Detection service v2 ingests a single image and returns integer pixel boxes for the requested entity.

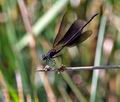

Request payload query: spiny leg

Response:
[46,58,56,67]
[52,54,63,64]
[50,59,56,67]
[46,59,49,65]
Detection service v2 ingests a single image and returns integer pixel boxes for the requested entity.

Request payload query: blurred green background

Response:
[0,0,120,102]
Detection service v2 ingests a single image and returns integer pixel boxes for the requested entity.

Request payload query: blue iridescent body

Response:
[42,47,63,60]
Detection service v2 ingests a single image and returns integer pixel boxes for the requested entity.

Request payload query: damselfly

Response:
[42,13,98,64]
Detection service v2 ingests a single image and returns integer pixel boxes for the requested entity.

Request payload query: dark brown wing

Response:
[56,19,86,46]
[53,14,67,47]
[65,30,92,47]
[53,12,77,47]
[61,13,98,47]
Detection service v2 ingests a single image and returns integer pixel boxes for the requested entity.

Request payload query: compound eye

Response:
[42,54,46,60]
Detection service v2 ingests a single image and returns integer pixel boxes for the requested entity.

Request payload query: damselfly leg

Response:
[46,58,56,67]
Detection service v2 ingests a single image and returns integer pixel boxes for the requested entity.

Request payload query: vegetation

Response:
[0,0,120,102]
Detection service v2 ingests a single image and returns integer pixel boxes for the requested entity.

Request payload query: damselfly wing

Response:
[42,13,98,63]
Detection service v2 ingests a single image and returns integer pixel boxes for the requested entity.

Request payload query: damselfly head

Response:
[42,50,56,61]
[42,54,47,60]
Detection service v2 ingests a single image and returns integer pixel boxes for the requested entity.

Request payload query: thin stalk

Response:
[2,1,25,102]
[62,73,87,102]
[36,65,120,72]
[90,15,107,102]
[17,0,57,101]
[0,72,10,102]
